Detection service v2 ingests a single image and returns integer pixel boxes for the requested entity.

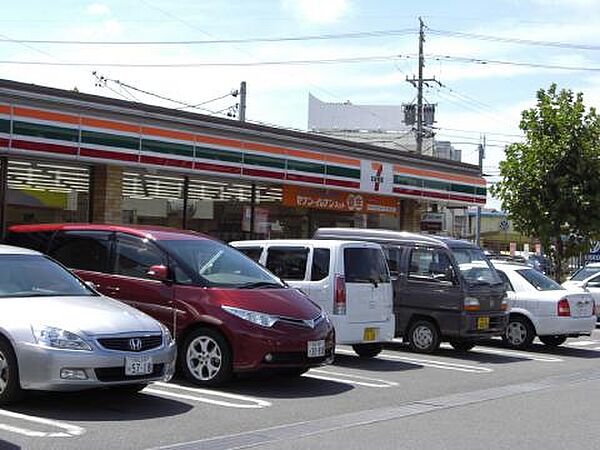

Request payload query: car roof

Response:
[0,244,41,256]
[491,260,531,271]
[313,228,448,248]
[8,223,212,242]
[230,239,382,248]
[432,236,481,249]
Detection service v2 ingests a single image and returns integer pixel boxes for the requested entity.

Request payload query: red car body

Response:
[6,224,335,377]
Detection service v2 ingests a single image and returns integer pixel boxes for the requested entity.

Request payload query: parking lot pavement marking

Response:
[336,348,493,373]
[565,340,598,347]
[303,369,399,388]
[0,409,85,438]
[438,343,564,362]
[146,383,272,409]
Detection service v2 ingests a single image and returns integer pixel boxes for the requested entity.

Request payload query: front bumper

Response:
[229,320,336,372]
[17,341,177,391]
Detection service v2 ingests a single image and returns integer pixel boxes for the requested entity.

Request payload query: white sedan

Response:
[493,261,596,349]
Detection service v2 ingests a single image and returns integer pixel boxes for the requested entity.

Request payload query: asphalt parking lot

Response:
[2,330,600,450]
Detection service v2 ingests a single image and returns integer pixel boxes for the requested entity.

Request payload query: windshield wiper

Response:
[238,281,283,289]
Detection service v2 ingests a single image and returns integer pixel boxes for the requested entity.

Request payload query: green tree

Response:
[492,84,600,280]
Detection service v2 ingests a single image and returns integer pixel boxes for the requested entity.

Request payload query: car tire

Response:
[503,316,535,349]
[179,327,233,387]
[407,320,440,354]
[352,343,383,358]
[449,340,476,352]
[0,338,23,405]
[110,383,148,394]
[539,335,567,347]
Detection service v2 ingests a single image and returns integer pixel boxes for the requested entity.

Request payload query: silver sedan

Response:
[0,245,177,404]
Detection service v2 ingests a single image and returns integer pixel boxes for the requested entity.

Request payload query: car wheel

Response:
[407,320,440,354]
[110,383,148,394]
[352,343,383,358]
[449,340,476,352]
[0,338,23,405]
[503,316,535,349]
[179,327,232,387]
[539,335,567,347]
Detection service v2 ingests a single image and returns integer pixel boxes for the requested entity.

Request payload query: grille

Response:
[97,335,162,352]
[95,364,164,382]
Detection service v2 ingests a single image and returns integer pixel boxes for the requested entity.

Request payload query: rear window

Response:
[5,231,53,253]
[49,231,111,273]
[570,266,600,281]
[266,247,309,281]
[344,247,390,284]
[311,248,330,281]
[516,268,564,291]
[236,247,263,263]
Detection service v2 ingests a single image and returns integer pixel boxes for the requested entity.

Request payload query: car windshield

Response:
[451,247,502,285]
[516,268,564,291]
[0,255,93,298]
[161,240,284,288]
[570,266,600,281]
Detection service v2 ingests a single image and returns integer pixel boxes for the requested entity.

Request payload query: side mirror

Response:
[147,265,169,282]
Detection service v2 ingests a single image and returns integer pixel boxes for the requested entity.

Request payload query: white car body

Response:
[562,263,600,321]
[231,239,395,347]
[494,261,596,338]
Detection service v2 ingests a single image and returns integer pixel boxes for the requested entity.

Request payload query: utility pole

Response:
[475,135,485,247]
[239,81,247,122]
[406,18,440,154]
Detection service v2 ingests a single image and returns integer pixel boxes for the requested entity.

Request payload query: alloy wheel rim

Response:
[413,325,434,349]
[507,322,527,345]
[186,336,223,381]
[0,351,8,394]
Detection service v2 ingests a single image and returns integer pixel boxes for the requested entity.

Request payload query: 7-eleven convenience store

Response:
[0,79,486,241]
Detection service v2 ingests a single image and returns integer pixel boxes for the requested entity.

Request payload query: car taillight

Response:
[593,301,597,316]
[333,275,346,315]
[557,298,571,317]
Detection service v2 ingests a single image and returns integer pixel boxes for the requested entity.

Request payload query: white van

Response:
[230,239,395,358]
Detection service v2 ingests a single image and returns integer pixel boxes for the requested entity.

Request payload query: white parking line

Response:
[438,343,564,362]
[303,369,398,388]
[336,348,493,373]
[0,409,85,438]
[146,382,272,409]
[566,340,598,347]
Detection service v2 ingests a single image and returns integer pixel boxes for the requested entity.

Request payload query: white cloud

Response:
[282,0,350,24]
[86,3,110,16]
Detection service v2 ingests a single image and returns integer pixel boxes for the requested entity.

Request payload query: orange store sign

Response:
[283,186,398,215]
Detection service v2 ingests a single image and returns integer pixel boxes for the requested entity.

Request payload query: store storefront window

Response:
[122,171,184,228]
[5,159,89,226]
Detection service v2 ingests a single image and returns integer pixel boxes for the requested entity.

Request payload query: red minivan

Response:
[6,224,335,386]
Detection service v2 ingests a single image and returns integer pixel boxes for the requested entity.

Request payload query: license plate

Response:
[363,327,379,342]
[125,356,153,376]
[307,340,325,358]
[477,317,490,330]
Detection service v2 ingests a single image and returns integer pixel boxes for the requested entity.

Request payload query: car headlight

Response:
[222,305,278,328]
[32,326,92,351]
[160,324,175,346]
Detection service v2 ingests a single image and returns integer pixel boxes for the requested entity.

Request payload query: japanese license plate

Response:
[125,356,153,376]
[477,316,490,330]
[363,327,379,342]
[307,340,325,358]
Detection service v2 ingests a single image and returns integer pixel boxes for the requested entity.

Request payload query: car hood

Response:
[3,295,161,336]
[217,288,321,320]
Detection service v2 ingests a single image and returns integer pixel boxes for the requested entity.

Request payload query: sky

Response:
[1,0,600,209]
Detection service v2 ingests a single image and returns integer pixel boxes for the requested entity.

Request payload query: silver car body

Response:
[0,245,177,391]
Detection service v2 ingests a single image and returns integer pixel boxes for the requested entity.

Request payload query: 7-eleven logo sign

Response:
[370,162,384,192]
[361,160,392,194]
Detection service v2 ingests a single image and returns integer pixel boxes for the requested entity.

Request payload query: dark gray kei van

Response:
[313,228,509,353]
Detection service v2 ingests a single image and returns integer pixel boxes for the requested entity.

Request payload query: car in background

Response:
[313,228,508,354]
[493,260,596,349]
[231,239,394,358]
[0,245,176,404]
[562,263,600,323]
[6,224,335,386]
